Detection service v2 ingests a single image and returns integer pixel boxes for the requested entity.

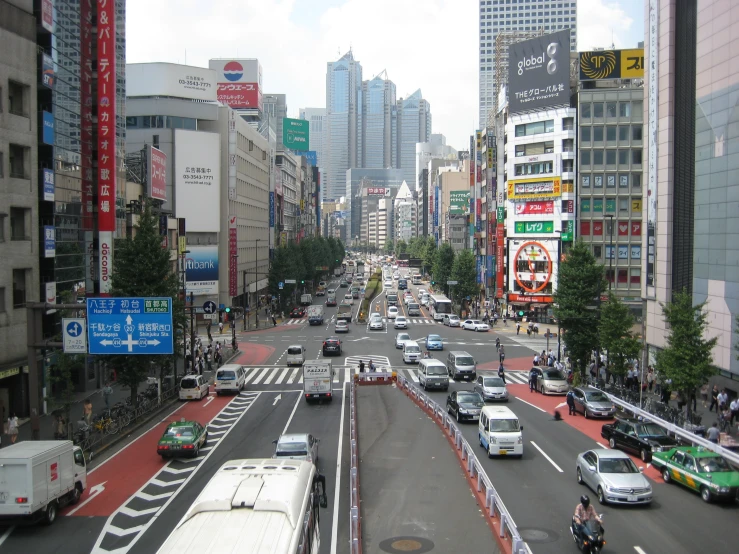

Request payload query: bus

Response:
[156,459,328,554]
[429,294,452,321]
[411,274,423,285]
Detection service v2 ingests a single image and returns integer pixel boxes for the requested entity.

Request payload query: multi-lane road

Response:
[1,270,737,553]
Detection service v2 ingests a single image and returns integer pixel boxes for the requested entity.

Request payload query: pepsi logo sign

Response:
[223,61,243,82]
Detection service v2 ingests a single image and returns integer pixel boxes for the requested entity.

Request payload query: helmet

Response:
[580,495,590,508]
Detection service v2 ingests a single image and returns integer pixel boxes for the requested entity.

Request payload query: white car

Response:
[395,332,411,349]
[444,314,461,327]
[418,289,426,297]
[403,293,414,305]
[394,316,408,329]
[384,279,393,288]
[387,306,399,319]
[369,315,384,330]
[463,319,489,332]
[393,273,400,280]
[335,320,350,333]
[344,294,354,305]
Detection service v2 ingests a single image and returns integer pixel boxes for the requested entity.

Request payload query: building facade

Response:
[299,107,326,188]
[263,93,287,149]
[361,73,397,169]
[397,90,431,186]
[345,167,404,242]
[394,181,416,243]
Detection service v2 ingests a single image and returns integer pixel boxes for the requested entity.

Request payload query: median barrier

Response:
[349,380,363,554]
[396,375,527,554]
[353,371,397,385]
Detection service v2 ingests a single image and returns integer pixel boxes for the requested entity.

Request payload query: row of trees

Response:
[554,240,717,404]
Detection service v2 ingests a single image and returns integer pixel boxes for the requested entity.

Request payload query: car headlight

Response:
[718,486,731,493]
[518,436,523,444]
[458,408,469,414]
[489,436,497,444]
[605,485,617,492]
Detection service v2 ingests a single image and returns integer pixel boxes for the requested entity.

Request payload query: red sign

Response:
[217,82,260,109]
[80,0,93,232]
[631,222,641,235]
[367,187,388,196]
[229,216,238,297]
[580,221,591,236]
[150,146,167,201]
[41,0,53,31]
[496,223,505,298]
[50,462,58,482]
[508,294,554,303]
[515,201,554,215]
[593,222,603,236]
[563,199,574,214]
[618,221,629,236]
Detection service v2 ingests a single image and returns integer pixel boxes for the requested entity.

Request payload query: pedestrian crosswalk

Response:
[234,365,531,389]
[281,317,443,326]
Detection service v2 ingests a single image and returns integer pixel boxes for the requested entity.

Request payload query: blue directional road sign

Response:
[278,281,284,290]
[203,300,217,314]
[87,297,174,355]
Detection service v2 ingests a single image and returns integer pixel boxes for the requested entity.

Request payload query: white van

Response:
[179,374,209,401]
[418,359,448,391]
[402,340,422,364]
[286,345,306,366]
[214,364,245,396]
[478,405,523,458]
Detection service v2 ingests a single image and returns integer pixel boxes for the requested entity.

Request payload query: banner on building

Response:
[42,53,55,89]
[148,145,167,201]
[42,111,54,145]
[449,190,470,214]
[43,168,55,202]
[41,0,53,32]
[579,48,645,80]
[283,118,309,151]
[507,177,562,200]
[210,59,263,109]
[45,281,57,314]
[44,226,56,258]
[185,246,219,296]
[515,221,554,234]
[496,224,505,298]
[174,129,221,232]
[269,192,275,227]
[229,216,238,297]
[515,200,554,215]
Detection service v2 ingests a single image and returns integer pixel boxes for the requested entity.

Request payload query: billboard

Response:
[304,151,318,167]
[514,221,554,234]
[44,226,56,258]
[41,0,53,32]
[283,118,310,151]
[43,168,55,201]
[126,63,217,102]
[515,200,554,215]
[507,177,562,200]
[579,49,645,80]
[174,129,220,232]
[229,216,237,297]
[42,111,54,145]
[185,246,219,296]
[508,239,558,295]
[148,145,167,201]
[508,29,572,114]
[449,190,470,214]
[269,192,275,227]
[209,59,262,110]
[42,53,55,89]
[366,187,390,197]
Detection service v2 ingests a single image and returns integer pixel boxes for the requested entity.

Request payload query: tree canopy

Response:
[599,292,641,379]
[450,249,477,305]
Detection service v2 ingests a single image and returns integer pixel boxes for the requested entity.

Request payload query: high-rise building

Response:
[478,0,578,127]
[299,107,326,168]
[361,72,397,169]
[263,93,288,149]
[325,51,363,202]
[397,90,431,186]
[345,168,405,241]
[394,181,416,243]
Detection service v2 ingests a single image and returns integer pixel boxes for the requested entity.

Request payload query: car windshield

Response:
[287,347,303,355]
[405,346,420,353]
[275,444,308,456]
[165,426,194,438]
[398,334,410,341]
[697,456,732,473]
[336,322,346,327]
[217,371,236,380]
[181,378,199,389]
[427,335,441,342]
[599,457,639,473]
[636,423,668,438]
[490,419,520,432]
[542,370,565,380]
[483,377,505,387]
[456,356,474,366]
[585,391,609,402]
[396,317,406,321]
[470,320,481,325]
[458,393,482,404]
[427,365,447,375]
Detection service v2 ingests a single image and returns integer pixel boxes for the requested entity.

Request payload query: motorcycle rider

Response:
[573,495,602,544]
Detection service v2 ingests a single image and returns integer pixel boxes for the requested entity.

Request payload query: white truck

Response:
[300,293,312,306]
[0,441,87,525]
[303,361,334,403]
[307,305,325,325]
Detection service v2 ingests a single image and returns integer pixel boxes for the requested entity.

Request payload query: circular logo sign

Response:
[514,241,553,294]
[223,61,244,82]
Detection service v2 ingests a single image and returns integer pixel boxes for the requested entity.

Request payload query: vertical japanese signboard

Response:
[646,0,659,295]
[43,168,55,202]
[97,0,116,295]
[496,223,505,298]
[44,226,56,258]
[41,0,54,32]
[148,145,167,201]
[81,0,94,294]
[229,216,238,297]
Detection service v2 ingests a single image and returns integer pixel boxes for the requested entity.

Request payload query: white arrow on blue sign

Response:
[203,300,217,314]
[63,318,87,354]
[278,281,284,290]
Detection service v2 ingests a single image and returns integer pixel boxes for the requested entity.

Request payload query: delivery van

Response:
[478,405,524,458]
[418,359,449,391]
[214,364,245,395]
[303,360,334,403]
[287,345,306,366]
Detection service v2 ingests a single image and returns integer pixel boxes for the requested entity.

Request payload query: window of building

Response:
[619,102,631,117]
[515,120,554,136]
[594,175,603,188]
[582,175,591,187]
[563,117,574,130]
[593,245,602,258]
[606,174,616,187]
[606,150,616,165]
[630,268,641,285]
[581,221,591,235]
[0,150,3,177]
[593,150,603,165]
[632,173,641,189]
[619,174,629,188]
[126,116,138,128]
[632,125,643,141]
[563,159,574,173]
[10,207,29,240]
[606,102,617,118]
[152,135,159,149]
[12,268,28,307]
[581,103,591,118]
[618,126,629,142]
[8,80,29,117]
[581,127,591,143]
[618,149,628,165]
[514,160,553,176]
[593,103,604,118]
[632,101,643,120]
[593,126,603,142]
[605,269,615,283]
[0,287,5,313]
[617,269,628,284]
[0,213,4,241]
[581,199,590,212]
[632,149,642,165]
[607,126,617,142]
[619,198,628,211]
[515,141,554,156]
[9,144,29,178]
[581,151,591,165]
[605,198,616,212]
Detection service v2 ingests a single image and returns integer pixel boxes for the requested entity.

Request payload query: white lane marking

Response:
[275,367,290,384]
[67,481,107,516]
[596,442,609,449]
[243,368,260,385]
[281,392,303,437]
[513,396,548,413]
[634,547,648,554]
[251,368,270,385]
[262,368,278,385]
[0,526,14,546]
[530,441,564,473]
[202,394,214,407]
[330,381,347,554]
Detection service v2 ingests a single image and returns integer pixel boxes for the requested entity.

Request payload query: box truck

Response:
[303,361,334,403]
[307,305,325,325]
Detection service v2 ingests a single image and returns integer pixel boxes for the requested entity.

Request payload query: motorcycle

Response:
[570,515,605,553]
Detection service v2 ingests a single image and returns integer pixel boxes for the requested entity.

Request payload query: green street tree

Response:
[108,200,185,406]
[396,239,408,255]
[599,292,641,381]
[422,236,437,275]
[450,249,478,306]
[553,240,605,376]
[432,243,455,295]
[655,290,717,406]
[384,237,394,253]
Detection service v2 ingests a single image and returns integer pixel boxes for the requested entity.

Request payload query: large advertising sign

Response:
[269,192,275,227]
[283,118,310,151]
[508,29,571,114]
[514,221,554,234]
[174,129,220,232]
[579,49,645,80]
[366,187,390,197]
[42,111,54,145]
[43,168,55,201]
[147,145,167,201]
[42,54,55,89]
[209,59,263,110]
[229,216,237,298]
[41,0,53,32]
[185,246,219,296]
[126,63,217,102]
[496,223,505,298]
[507,177,562,200]
[449,190,470,214]
[509,240,557,295]
[80,0,93,294]
[646,0,659,293]
[304,151,318,167]
[97,0,116,295]
[515,200,554,215]
[44,226,56,258]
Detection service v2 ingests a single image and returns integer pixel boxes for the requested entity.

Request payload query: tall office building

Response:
[479,0,578,127]
[325,51,363,202]
[263,93,288,149]
[397,90,432,186]
[299,107,326,168]
[361,72,397,169]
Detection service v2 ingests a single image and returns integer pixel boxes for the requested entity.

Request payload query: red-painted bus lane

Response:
[65,392,233,517]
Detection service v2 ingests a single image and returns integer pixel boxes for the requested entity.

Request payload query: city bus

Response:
[411,274,423,285]
[156,459,328,554]
[429,294,452,321]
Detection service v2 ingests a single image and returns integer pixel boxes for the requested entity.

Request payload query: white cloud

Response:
[577,0,637,50]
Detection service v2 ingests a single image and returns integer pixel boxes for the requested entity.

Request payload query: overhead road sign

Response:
[63,318,87,354]
[87,297,174,355]
[285,279,297,284]
[447,281,458,285]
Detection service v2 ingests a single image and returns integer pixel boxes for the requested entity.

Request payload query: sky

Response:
[126,0,645,151]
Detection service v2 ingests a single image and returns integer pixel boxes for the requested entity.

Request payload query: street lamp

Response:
[604,214,614,291]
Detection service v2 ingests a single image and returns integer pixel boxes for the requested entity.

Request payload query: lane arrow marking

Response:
[203,395,214,407]
[273,394,282,406]
[67,481,107,516]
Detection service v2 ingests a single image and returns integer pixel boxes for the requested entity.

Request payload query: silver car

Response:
[273,433,320,465]
[395,332,411,349]
[576,449,653,505]
[572,386,616,418]
[444,314,461,327]
[474,375,509,402]
[368,314,384,330]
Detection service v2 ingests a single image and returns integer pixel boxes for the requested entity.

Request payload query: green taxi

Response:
[651,446,739,503]
[157,419,208,459]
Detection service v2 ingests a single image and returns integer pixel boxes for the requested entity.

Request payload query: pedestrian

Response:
[529,368,538,393]
[625,367,633,390]
[271,315,277,327]
[718,388,729,412]
[700,383,709,408]
[647,368,655,393]
[533,323,539,336]
[83,398,92,426]
[706,422,721,444]
[533,353,540,367]
[103,382,113,410]
[219,321,224,334]
[7,413,19,444]
[359,360,365,373]
[498,364,506,384]
[599,364,607,384]
[369,360,376,373]
[499,345,505,364]
[566,389,577,416]
[54,414,66,440]
[496,337,501,351]
[516,322,521,335]
[730,397,739,426]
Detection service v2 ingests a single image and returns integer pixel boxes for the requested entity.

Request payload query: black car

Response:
[290,307,306,318]
[601,418,678,462]
[446,391,484,423]
[397,279,408,290]
[339,280,349,288]
[322,337,342,356]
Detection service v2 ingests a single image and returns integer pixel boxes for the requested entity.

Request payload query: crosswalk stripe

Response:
[289,367,300,382]
[243,369,261,385]
[251,368,270,385]
[274,368,290,384]
[262,368,278,385]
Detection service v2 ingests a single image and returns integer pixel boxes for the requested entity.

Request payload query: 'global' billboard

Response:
[209,59,262,110]
[185,246,219,296]
[508,29,572,114]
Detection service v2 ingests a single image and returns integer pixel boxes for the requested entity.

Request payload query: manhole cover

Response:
[379,536,435,553]
[517,527,559,543]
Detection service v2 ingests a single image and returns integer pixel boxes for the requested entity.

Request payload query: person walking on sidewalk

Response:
[219,321,224,334]
[566,390,577,416]
[499,345,505,364]
[103,382,113,410]
[7,413,19,444]
[83,399,92,426]
[529,368,538,393]
[516,322,521,335]
[496,337,501,351]
[498,364,506,384]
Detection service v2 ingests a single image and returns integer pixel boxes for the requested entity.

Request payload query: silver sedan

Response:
[273,433,320,465]
[576,449,653,505]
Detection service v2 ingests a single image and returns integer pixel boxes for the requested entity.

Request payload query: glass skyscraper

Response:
[397,90,432,186]
[361,73,396,169]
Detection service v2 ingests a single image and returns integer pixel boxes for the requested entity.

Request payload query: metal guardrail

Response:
[349,379,362,554]
[397,375,528,554]
[599,388,739,466]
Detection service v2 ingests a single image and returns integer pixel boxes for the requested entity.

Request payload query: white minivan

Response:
[478,405,524,458]
[214,364,245,396]
[402,340,422,364]
[286,345,306,366]
[418,359,449,391]
[179,374,209,401]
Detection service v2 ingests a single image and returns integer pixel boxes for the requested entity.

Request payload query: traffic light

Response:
[431,281,435,285]
[518,311,525,317]
[225,307,231,313]
[301,280,305,284]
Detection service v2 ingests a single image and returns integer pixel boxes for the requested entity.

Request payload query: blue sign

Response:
[203,300,217,314]
[185,246,219,296]
[42,53,55,89]
[87,297,174,355]
[42,111,54,145]
[278,281,284,290]
[43,225,55,258]
[433,186,439,227]
[66,320,83,337]
[304,150,318,167]
[269,192,275,228]
[43,168,55,201]
[476,257,482,284]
